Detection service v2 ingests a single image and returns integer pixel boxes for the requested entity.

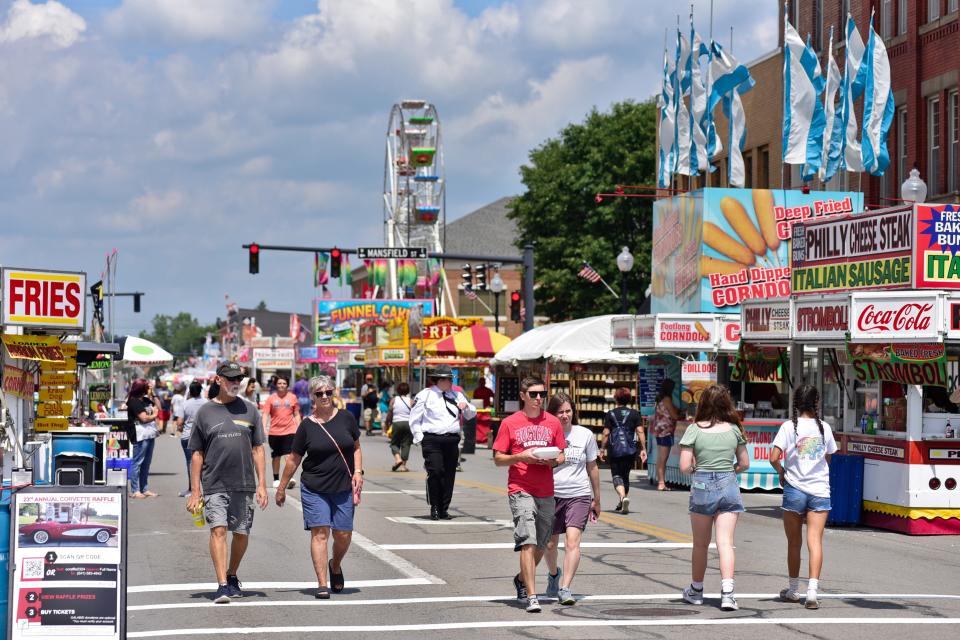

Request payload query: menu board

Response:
[638,367,666,412]
[8,487,126,640]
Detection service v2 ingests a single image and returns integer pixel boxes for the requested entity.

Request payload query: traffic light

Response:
[330,248,342,279]
[474,264,487,291]
[461,263,473,289]
[248,243,260,274]
[133,293,141,313]
[510,290,522,322]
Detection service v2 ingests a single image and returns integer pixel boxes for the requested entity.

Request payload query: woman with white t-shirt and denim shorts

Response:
[770,384,838,610]
[543,392,600,606]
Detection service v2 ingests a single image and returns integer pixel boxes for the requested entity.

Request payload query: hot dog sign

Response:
[2,268,87,331]
[651,188,863,314]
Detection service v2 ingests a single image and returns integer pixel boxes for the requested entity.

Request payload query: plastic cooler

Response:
[827,454,864,526]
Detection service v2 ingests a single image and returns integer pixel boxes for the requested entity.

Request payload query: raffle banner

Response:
[9,486,126,640]
[847,341,948,387]
[914,203,960,288]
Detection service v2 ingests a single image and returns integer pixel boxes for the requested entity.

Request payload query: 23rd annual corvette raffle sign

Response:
[2,268,86,331]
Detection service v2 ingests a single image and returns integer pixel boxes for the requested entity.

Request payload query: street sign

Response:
[357,247,428,260]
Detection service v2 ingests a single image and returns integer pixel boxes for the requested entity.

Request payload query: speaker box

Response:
[55,454,95,486]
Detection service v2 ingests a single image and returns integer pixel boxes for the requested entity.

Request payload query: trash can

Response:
[827,454,864,526]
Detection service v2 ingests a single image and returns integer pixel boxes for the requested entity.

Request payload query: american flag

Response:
[578,262,602,283]
[463,286,478,300]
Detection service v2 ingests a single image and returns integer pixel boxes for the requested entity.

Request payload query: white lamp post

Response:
[901,167,927,204]
[489,272,505,333]
[616,246,634,314]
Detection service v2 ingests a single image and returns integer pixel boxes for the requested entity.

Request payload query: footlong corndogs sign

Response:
[651,188,862,314]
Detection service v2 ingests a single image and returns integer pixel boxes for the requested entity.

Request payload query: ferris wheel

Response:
[383,99,445,299]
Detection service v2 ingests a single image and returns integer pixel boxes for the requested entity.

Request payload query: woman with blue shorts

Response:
[678,385,749,611]
[770,384,837,610]
[652,379,681,491]
[276,375,364,599]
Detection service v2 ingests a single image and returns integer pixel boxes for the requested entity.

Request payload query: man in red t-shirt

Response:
[493,377,566,613]
[261,375,301,489]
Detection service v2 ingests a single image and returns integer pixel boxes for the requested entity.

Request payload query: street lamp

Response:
[489,272,505,333]
[901,166,927,204]
[616,246,634,314]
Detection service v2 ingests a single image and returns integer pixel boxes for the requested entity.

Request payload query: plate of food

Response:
[531,446,561,460]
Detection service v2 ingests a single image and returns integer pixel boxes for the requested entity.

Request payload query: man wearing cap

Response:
[410,365,477,520]
[187,362,269,604]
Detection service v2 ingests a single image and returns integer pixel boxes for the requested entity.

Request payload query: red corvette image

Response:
[19,520,118,545]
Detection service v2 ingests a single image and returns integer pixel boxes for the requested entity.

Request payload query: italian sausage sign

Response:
[3,269,86,331]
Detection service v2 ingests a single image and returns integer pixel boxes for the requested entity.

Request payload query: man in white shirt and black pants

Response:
[411,365,477,520]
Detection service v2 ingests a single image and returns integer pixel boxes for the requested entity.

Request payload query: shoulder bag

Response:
[310,414,361,506]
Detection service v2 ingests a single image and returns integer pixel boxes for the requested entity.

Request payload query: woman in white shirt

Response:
[769,384,838,611]
[543,392,600,606]
[386,382,414,472]
[409,365,477,520]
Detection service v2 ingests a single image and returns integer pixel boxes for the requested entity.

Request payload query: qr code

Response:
[22,559,43,580]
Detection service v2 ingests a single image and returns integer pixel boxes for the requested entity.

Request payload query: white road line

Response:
[286,492,445,585]
[127,592,960,612]
[128,617,960,636]
[129,578,432,594]
[379,542,712,550]
[362,491,404,494]
[385,516,512,526]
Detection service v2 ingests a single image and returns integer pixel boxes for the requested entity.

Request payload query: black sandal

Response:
[315,586,330,599]
[391,462,402,472]
[329,559,345,593]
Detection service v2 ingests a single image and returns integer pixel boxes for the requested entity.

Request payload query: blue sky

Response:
[0,0,777,337]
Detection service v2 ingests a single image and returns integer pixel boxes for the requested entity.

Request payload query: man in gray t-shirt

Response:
[186,362,268,604]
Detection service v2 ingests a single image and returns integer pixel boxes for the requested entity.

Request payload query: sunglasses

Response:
[526,390,547,398]
[314,390,335,398]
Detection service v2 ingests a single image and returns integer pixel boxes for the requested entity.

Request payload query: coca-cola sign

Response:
[850,293,943,341]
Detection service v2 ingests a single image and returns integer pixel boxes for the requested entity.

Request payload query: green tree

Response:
[509,99,657,320]
[139,312,216,356]
[255,300,268,311]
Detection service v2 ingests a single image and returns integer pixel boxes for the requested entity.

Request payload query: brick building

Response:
[680,0,958,205]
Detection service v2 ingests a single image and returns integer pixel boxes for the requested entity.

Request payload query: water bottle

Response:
[860,414,868,434]
[191,500,205,528]
[946,419,954,439]
[866,413,876,435]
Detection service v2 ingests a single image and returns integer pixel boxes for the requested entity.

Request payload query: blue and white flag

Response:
[673,30,689,175]
[782,15,825,181]
[675,29,708,176]
[657,48,676,188]
[709,41,754,187]
[860,13,895,176]
[819,28,843,183]
[838,14,865,172]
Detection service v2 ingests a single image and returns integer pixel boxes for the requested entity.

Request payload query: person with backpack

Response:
[599,387,646,514]
[769,384,838,610]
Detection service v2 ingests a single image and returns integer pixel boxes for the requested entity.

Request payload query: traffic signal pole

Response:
[242,243,536,332]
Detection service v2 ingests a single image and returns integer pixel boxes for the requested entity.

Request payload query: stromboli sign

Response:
[792,296,850,341]
[2,268,86,331]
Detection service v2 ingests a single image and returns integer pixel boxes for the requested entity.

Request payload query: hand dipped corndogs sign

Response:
[651,188,862,314]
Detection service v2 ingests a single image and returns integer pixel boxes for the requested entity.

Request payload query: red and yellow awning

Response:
[423,324,510,359]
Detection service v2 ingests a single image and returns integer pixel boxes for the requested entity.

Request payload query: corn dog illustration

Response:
[703,222,755,266]
[700,256,742,277]
[720,196,765,256]
[693,321,710,339]
[753,189,779,252]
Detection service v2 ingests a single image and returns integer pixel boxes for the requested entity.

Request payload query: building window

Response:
[898,0,908,34]
[839,0,849,40]
[929,0,941,22]
[744,152,753,188]
[929,97,941,195]
[950,0,959,13]
[813,0,823,50]
[897,106,908,191]
[950,90,959,193]
[881,0,893,37]
[759,146,770,188]
[790,0,799,28]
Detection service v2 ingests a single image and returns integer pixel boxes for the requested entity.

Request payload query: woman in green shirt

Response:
[678,385,749,612]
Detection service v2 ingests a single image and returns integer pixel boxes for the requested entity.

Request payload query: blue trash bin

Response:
[0,488,11,639]
[827,454,864,526]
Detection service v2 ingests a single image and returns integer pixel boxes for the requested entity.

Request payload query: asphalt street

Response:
[127,432,960,639]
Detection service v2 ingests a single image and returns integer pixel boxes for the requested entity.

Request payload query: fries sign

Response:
[2,268,86,331]
[652,188,862,314]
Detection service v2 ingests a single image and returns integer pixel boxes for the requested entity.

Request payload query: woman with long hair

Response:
[678,384,749,611]
[770,384,838,610]
[385,382,414,472]
[652,379,681,491]
[599,387,646,514]
[126,378,160,498]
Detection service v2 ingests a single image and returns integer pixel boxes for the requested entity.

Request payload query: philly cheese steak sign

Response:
[791,208,913,294]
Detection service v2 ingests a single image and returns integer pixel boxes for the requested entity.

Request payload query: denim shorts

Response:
[301,484,355,531]
[781,482,832,514]
[656,435,675,447]
[688,471,744,516]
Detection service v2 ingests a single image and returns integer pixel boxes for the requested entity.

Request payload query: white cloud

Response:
[106,0,273,44]
[0,0,85,49]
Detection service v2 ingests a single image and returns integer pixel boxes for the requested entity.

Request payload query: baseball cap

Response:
[216,362,244,379]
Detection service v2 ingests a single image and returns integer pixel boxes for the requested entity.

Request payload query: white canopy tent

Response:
[491,315,638,365]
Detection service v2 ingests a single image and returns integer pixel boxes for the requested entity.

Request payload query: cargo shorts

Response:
[508,491,555,551]
[205,491,255,534]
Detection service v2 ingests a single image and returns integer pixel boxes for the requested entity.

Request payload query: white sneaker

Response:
[780,588,801,602]
[720,591,738,611]
[682,585,704,605]
[805,591,819,609]
[620,497,629,514]
[526,596,541,613]
[272,479,280,488]
[287,480,296,489]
